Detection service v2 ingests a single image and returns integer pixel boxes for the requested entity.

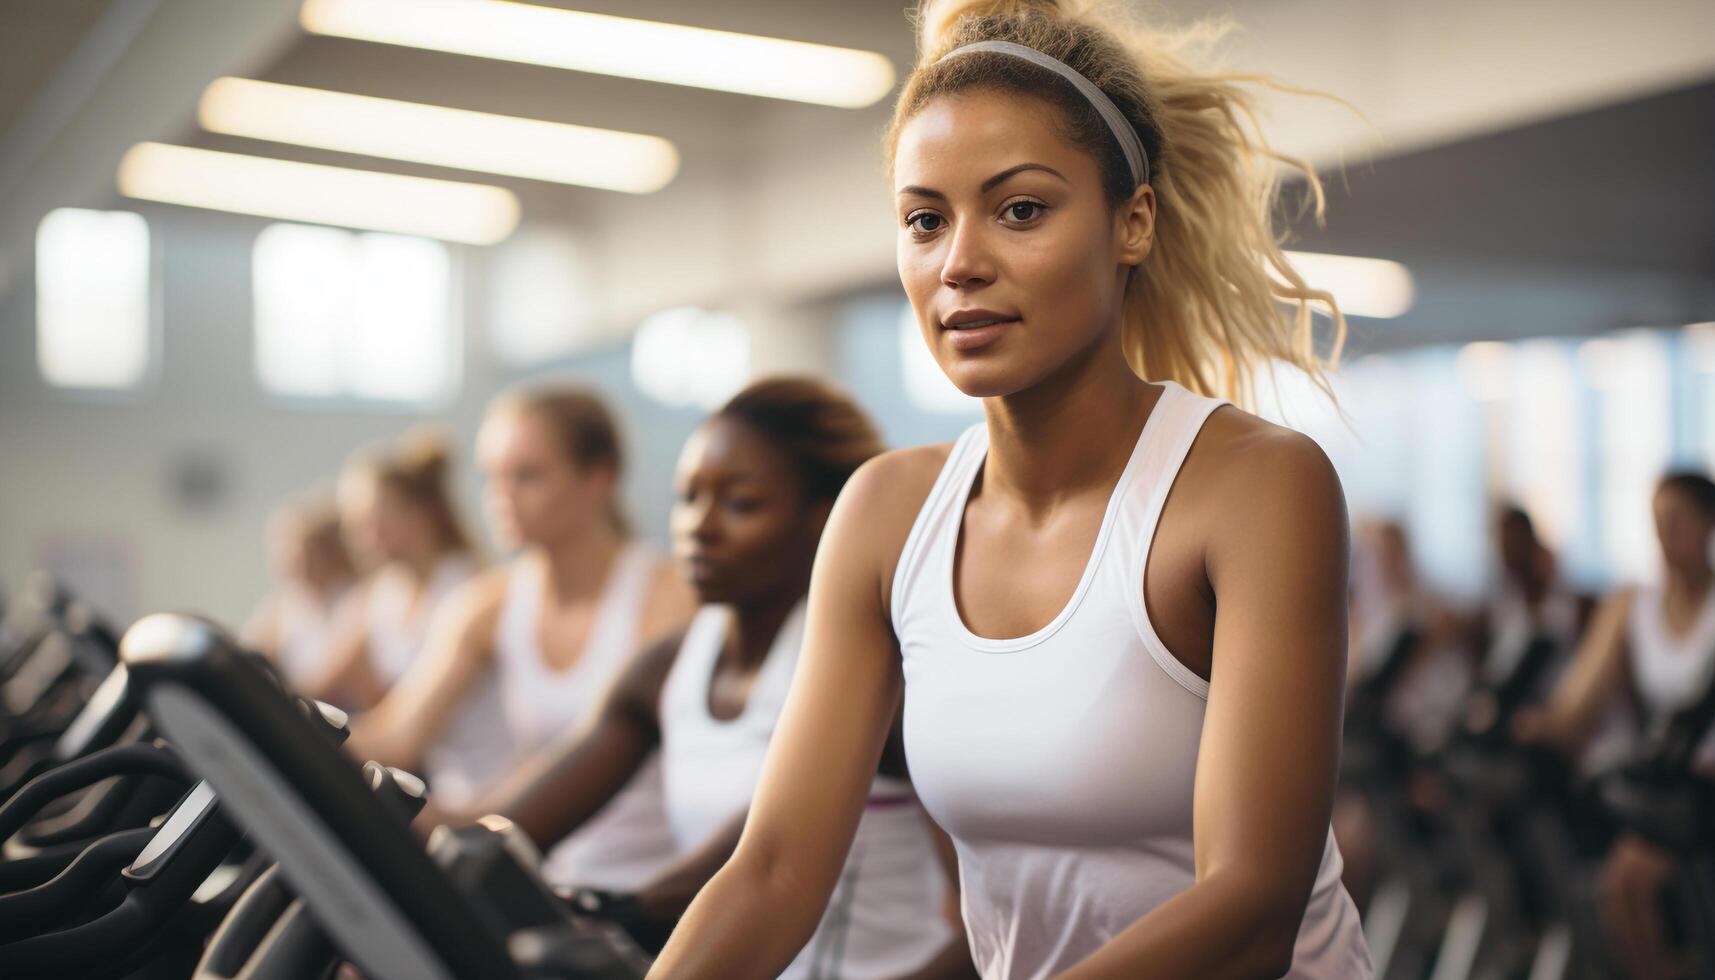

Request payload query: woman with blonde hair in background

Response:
[346,387,696,884]
[243,494,358,691]
[654,1,1371,976]
[303,432,480,711]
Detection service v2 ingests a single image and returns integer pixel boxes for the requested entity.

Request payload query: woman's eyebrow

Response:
[897,184,944,200]
[981,162,1067,191]
[896,162,1069,200]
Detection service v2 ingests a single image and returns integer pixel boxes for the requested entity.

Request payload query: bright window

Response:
[36,208,152,390]
[1582,331,1672,584]
[630,307,749,410]
[253,223,457,403]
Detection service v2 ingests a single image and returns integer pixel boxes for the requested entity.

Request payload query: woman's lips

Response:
[945,317,1018,352]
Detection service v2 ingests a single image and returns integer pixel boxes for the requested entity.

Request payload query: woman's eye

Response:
[906,212,945,234]
[1003,201,1044,223]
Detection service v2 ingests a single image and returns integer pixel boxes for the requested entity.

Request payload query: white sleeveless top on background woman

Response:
[893,381,1372,980]
[365,555,475,685]
[494,545,676,890]
[273,581,353,689]
[1628,584,1715,775]
[363,555,515,810]
[1483,584,1581,687]
[660,603,954,980]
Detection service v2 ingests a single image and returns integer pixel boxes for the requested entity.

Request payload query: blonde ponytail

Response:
[889,0,1345,408]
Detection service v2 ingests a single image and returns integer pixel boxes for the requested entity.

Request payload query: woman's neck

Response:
[726,585,808,673]
[1665,563,1715,607]
[981,330,1154,515]
[538,524,625,605]
[397,549,446,584]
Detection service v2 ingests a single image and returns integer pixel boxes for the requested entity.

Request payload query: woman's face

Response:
[1653,485,1715,576]
[670,418,823,607]
[339,474,430,566]
[892,90,1151,399]
[266,513,310,583]
[338,475,385,569]
[478,408,609,550]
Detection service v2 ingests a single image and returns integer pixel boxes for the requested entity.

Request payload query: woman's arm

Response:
[463,630,682,848]
[300,582,385,708]
[344,573,504,772]
[1059,428,1349,980]
[1528,590,1632,749]
[241,593,283,661]
[649,458,919,979]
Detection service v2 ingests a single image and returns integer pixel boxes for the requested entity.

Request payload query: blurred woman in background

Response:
[345,387,695,881]
[243,493,357,691]
[458,377,971,979]
[302,432,480,710]
[1527,471,1715,980]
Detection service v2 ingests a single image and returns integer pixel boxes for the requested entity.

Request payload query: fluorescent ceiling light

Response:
[118,143,519,245]
[199,77,677,193]
[1281,250,1415,319]
[300,0,896,108]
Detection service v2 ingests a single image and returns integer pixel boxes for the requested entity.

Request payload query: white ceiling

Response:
[1,0,1711,341]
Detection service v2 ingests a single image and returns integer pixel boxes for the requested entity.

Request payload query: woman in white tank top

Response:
[1527,472,1715,979]
[470,379,971,978]
[243,496,358,691]
[657,4,1372,977]
[302,433,480,710]
[346,389,695,836]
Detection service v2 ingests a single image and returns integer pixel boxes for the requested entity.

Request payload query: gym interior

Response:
[0,1,1712,978]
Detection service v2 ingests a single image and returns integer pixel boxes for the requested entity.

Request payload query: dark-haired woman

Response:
[1528,472,1715,980]
[346,389,695,887]
[654,0,1372,976]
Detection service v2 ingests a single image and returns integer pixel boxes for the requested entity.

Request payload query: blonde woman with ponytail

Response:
[654,2,1370,978]
[345,389,697,891]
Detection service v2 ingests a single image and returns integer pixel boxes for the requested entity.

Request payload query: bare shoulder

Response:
[835,443,956,542]
[1189,405,1345,517]
[612,626,691,728]
[443,567,512,638]
[823,442,958,610]
[1175,405,1348,579]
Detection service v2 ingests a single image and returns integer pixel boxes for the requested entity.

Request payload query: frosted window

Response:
[631,307,749,410]
[487,229,596,365]
[1505,340,1582,551]
[253,223,456,403]
[1582,332,1671,584]
[36,208,152,390]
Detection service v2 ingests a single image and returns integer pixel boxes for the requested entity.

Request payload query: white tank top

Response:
[659,603,953,980]
[365,555,475,686]
[1484,584,1580,686]
[1627,584,1715,773]
[893,381,1372,980]
[494,545,677,891]
[275,581,353,689]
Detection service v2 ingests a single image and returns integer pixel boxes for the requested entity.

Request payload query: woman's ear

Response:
[1117,184,1156,266]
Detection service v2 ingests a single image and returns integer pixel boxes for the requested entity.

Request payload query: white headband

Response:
[937,39,1150,187]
